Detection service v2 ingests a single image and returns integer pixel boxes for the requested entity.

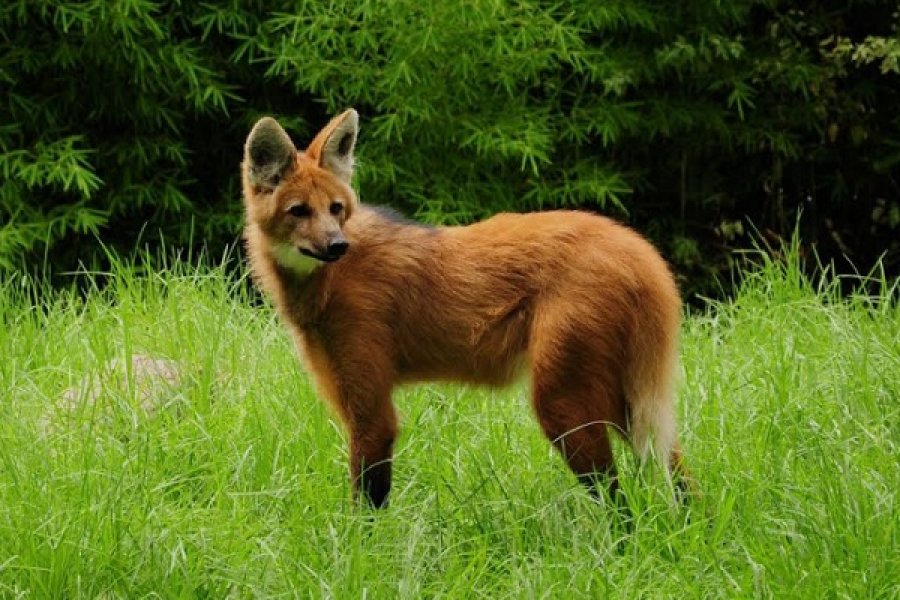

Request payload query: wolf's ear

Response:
[306,109,358,185]
[244,117,296,191]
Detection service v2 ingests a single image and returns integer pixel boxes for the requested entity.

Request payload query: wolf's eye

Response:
[288,204,311,218]
[329,202,343,216]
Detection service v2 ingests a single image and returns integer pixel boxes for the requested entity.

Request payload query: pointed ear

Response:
[306,109,359,184]
[244,117,296,191]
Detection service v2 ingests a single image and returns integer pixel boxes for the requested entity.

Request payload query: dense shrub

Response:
[1,1,898,295]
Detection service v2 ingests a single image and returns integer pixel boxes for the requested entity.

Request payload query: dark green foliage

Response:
[1,0,898,294]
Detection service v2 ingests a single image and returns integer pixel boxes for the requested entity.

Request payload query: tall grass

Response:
[0,251,897,598]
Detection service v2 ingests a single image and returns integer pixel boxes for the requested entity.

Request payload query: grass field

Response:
[0,252,897,598]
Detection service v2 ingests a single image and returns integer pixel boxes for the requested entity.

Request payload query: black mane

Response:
[369,204,435,230]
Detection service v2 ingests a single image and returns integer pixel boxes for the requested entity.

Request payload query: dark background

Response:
[2,0,898,299]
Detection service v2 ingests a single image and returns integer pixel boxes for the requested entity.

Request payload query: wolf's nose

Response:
[326,241,349,258]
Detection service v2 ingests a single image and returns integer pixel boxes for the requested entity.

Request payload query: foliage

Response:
[1,0,898,294]
[0,253,897,596]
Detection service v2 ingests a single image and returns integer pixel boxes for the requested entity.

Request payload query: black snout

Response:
[325,240,349,259]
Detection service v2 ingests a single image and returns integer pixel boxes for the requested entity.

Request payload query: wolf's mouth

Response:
[299,248,341,263]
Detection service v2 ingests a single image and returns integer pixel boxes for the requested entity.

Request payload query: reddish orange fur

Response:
[242,110,690,507]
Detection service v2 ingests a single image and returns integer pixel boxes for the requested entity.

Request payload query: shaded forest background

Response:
[2,0,898,297]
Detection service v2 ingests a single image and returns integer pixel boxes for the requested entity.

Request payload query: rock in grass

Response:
[44,353,185,435]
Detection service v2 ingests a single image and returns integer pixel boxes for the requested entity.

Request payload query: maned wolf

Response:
[242,109,689,508]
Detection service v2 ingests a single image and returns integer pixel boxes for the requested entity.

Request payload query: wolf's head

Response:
[242,110,359,272]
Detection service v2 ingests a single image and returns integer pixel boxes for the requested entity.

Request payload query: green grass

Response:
[0,252,897,598]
